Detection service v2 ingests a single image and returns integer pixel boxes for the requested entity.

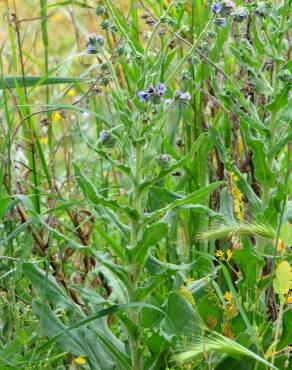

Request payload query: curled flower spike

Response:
[222,1,236,15]
[175,90,191,101]
[99,130,116,148]
[212,3,222,14]
[232,7,249,22]
[86,33,105,54]
[214,17,227,27]
[138,83,166,103]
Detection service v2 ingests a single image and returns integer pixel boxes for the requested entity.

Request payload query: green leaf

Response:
[241,125,276,186]
[273,261,292,303]
[266,84,289,113]
[22,263,75,312]
[0,76,88,89]
[131,223,168,265]
[73,163,138,219]
[146,182,224,221]
[209,125,228,163]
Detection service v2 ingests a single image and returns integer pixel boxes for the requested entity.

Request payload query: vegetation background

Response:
[0,0,291,369]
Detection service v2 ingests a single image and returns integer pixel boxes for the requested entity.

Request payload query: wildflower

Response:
[231,7,249,22]
[86,33,105,54]
[67,88,76,97]
[226,249,233,262]
[99,130,116,148]
[75,356,86,365]
[221,1,236,15]
[215,249,224,259]
[287,296,292,304]
[230,172,244,222]
[157,154,171,168]
[223,291,233,303]
[138,83,166,104]
[39,136,48,145]
[212,3,222,14]
[272,238,285,252]
[214,17,227,27]
[52,111,62,123]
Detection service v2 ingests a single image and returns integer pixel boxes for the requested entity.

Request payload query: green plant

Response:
[0,0,291,369]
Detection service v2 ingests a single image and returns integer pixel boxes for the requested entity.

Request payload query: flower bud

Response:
[99,130,116,148]
[157,154,171,168]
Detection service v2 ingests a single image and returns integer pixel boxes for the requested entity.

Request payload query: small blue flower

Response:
[99,130,116,148]
[138,91,150,102]
[99,130,107,141]
[214,17,227,27]
[175,90,191,101]
[157,83,167,96]
[212,3,222,14]
[138,83,166,103]
[86,33,105,54]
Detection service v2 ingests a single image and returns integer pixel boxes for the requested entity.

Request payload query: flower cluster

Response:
[211,1,236,27]
[138,83,166,104]
[85,33,105,54]
[157,154,171,168]
[229,172,244,222]
[99,130,116,148]
[166,89,191,110]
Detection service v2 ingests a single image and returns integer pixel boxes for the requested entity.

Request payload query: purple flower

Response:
[158,154,171,167]
[175,90,191,101]
[214,17,227,27]
[86,33,105,54]
[138,83,166,103]
[157,83,166,96]
[212,3,222,14]
[138,91,150,102]
[99,130,107,141]
[99,130,116,148]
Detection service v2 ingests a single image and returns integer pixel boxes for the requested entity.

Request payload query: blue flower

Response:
[138,91,150,102]
[86,33,105,54]
[214,17,227,27]
[212,3,222,14]
[99,130,116,148]
[138,83,166,103]
[99,130,107,141]
[157,83,166,96]
[175,90,191,101]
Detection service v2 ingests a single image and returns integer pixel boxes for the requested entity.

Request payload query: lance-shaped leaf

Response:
[240,121,276,186]
[130,223,168,265]
[145,182,224,222]
[73,163,138,219]
[0,76,89,89]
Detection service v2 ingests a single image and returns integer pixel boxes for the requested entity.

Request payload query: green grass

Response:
[0,0,291,369]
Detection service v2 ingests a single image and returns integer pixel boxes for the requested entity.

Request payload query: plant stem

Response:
[270,302,283,368]
[128,140,143,370]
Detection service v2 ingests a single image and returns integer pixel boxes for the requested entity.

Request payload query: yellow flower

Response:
[223,291,233,303]
[226,249,233,262]
[229,171,244,222]
[75,356,86,365]
[272,238,285,251]
[52,111,62,123]
[287,296,292,304]
[67,88,77,97]
[39,136,48,145]
[215,249,224,259]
